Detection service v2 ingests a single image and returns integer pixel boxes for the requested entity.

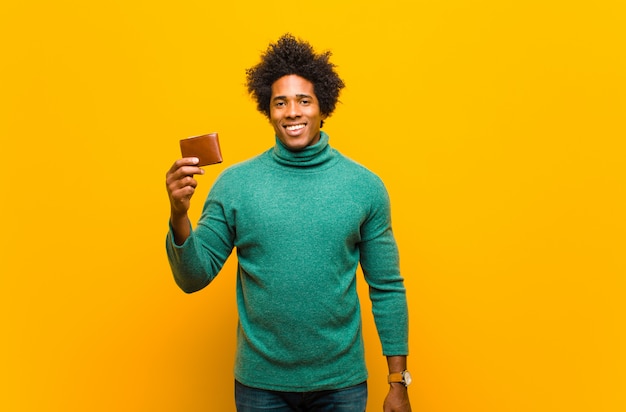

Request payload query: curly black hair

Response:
[246,34,345,121]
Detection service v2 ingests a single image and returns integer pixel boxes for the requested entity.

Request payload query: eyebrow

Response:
[272,93,313,101]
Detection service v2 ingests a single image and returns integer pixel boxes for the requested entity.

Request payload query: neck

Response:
[271,131,334,168]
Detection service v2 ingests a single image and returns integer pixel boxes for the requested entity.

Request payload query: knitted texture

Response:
[166,131,408,391]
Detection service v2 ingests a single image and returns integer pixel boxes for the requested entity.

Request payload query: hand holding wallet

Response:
[180,133,223,166]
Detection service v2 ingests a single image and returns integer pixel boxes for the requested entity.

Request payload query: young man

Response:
[165,34,411,412]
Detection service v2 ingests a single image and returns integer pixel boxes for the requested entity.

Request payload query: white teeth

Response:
[286,124,305,131]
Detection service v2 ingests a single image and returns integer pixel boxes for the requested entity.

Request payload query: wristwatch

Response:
[388,370,412,387]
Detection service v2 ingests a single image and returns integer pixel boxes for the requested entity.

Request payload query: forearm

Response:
[386,355,407,374]
[166,204,234,293]
[360,228,409,355]
[170,211,191,246]
[166,229,211,293]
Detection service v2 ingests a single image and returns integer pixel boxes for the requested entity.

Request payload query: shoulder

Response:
[334,150,387,191]
[214,151,268,181]
[207,151,269,197]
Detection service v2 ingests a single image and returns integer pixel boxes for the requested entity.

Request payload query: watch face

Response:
[403,371,413,386]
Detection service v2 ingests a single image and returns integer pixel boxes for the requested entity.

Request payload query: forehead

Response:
[271,74,316,98]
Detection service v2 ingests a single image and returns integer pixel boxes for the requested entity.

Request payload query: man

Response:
[165,34,411,412]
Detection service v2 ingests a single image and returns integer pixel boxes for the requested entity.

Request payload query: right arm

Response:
[165,157,204,245]
[165,157,236,293]
[166,157,217,293]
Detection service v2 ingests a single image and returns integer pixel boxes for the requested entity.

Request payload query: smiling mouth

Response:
[285,124,306,131]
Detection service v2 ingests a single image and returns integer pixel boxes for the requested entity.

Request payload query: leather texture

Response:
[180,132,223,166]
[387,372,404,383]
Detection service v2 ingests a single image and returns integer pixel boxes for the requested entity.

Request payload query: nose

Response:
[286,101,301,118]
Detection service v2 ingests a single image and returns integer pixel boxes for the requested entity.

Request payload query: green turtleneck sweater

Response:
[166,131,408,392]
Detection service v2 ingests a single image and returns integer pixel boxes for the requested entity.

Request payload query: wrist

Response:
[170,213,191,245]
[387,370,412,388]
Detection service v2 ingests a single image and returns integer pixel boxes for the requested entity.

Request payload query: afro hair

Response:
[245,34,345,121]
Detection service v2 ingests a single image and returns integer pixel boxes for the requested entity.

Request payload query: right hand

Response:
[165,157,205,217]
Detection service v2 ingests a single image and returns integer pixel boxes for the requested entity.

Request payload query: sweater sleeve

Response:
[359,179,409,356]
[165,177,236,293]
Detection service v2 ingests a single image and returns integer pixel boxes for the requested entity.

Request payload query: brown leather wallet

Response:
[180,133,223,166]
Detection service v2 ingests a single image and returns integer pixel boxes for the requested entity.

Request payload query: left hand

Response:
[383,383,412,411]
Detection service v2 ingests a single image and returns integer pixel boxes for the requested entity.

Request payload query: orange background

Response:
[1,1,625,411]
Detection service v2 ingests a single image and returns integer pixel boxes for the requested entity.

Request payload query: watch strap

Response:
[387,372,404,384]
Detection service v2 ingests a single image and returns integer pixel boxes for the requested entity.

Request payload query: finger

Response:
[177,156,200,168]
[181,165,205,177]
[166,163,205,184]
[171,184,196,201]
[167,175,198,194]
[166,157,203,176]
[169,184,197,209]
[176,175,198,191]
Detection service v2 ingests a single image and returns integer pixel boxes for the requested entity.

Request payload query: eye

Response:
[300,99,311,105]
[274,101,286,107]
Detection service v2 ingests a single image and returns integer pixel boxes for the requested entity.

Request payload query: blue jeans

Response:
[235,380,367,411]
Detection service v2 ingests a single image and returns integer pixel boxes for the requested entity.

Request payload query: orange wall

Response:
[1,1,624,411]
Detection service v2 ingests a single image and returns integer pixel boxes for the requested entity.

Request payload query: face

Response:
[269,74,327,151]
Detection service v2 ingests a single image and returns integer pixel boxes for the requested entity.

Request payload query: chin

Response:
[278,136,307,150]
[286,142,308,151]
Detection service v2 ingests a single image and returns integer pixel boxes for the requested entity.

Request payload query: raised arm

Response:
[165,157,204,245]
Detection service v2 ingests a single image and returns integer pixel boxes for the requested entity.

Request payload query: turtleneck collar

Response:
[270,131,335,169]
